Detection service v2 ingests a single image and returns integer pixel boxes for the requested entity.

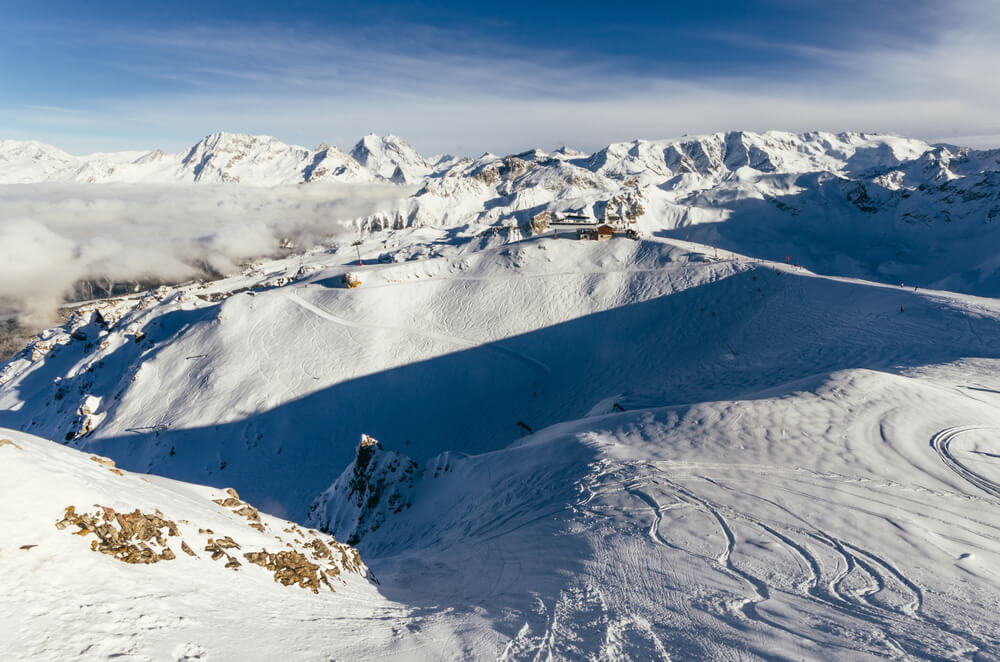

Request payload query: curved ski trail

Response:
[931,426,1000,499]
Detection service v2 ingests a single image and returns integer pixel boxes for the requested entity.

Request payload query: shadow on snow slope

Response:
[656,172,1000,297]
[4,265,998,525]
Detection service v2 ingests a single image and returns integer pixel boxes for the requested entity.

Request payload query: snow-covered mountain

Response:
[0,131,432,185]
[349,133,432,184]
[393,130,1000,296]
[11,131,1000,296]
[3,129,1000,659]
[0,139,86,183]
[0,427,379,660]
[10,129,995,295]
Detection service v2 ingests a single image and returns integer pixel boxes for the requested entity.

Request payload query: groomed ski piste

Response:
[2,130,1000,660]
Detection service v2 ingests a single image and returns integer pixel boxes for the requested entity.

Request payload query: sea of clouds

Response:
[0,182,409,325]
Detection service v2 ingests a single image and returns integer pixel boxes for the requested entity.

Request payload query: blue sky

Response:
[2,0,998,155]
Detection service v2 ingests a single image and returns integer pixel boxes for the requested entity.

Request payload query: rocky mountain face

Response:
[308,434,421,545]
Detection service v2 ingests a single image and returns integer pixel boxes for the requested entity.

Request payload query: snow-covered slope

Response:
[307,363,1000,660]
[4,232,1000,512]
[2,227,1000,658]
[0,427,390,661]
[4,129,1000,659]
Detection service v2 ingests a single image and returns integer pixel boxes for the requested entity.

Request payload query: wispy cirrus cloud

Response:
[2,2,1000,155]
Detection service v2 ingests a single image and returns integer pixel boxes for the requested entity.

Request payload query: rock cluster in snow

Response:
[55,504,182,564]
[0,437,372,595]
[52,481,364,593]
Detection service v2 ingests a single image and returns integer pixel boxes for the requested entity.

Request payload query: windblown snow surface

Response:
[2,130,1000,660]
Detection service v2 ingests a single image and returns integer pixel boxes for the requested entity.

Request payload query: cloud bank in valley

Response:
[0,183,408,324]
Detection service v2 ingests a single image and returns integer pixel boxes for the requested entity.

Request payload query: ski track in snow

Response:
[931,426,1000,499]
[578,454,1000,660]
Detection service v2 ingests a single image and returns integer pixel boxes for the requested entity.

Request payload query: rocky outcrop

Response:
[243,540,364,594]
[213,487,266,532]
[308,434,419,545]
[55,505,180,564]
[55,490,368,592]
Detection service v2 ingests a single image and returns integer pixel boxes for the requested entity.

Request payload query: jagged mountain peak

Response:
[181,131,308,160]
[350,133,430,183]
[579,130,936,182]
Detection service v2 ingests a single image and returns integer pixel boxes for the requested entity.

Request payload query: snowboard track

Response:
[931,426,1000,500]
[597,461,995,659]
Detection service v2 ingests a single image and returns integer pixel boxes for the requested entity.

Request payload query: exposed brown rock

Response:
[233,505,261,522]
[56,505,179,564]
[52,493,367,591]
[89,455,122,475]
[306,538,333,560]
[0,438,22,450]
[204,536,242,567]
[215,536,240,549]
[243,549,330,593]
[213,490,263,529]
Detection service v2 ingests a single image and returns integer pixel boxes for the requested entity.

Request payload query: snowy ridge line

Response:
[0,132,432,185]
[6,128,995,187]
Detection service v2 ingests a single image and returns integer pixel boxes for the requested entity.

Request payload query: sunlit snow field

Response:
[2,131,1000,660]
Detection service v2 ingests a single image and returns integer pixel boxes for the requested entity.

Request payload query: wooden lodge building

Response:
[577,224,615,241]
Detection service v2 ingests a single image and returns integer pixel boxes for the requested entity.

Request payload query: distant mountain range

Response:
[4,129,998,190]
[3,130,1000,295]
[0,132,434,185]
